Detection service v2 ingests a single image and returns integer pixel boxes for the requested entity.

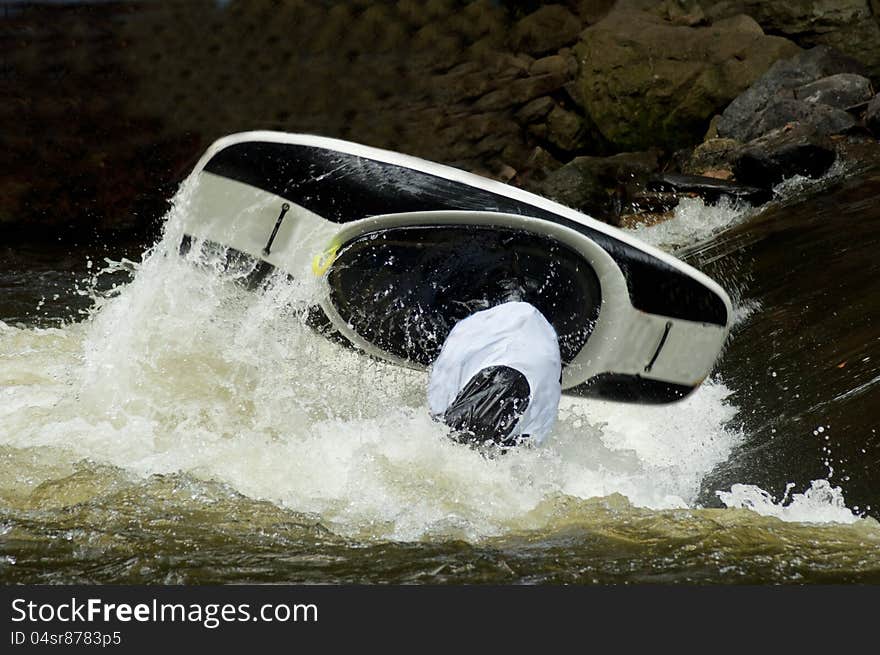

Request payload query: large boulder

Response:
[704,0,870,35]
[574,7,800,151]
[685,122,838,188]
[811,18,880,80]
[703,0,880,78]
[717,46,867,141]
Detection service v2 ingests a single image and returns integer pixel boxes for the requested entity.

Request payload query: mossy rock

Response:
[575,7,800,151]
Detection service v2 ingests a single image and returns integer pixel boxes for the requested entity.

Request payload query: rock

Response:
[705,0,870,35]
[794,73,873,109]
[684,137,744,174]
[529,54,578,77]
[546,105,587,151]
[702,168,734,180]
[703,1,880,78]
[718,46,866,141]
[509,5,583,56]
[526,146,563,172]
[748,98,856,140]
[687,122,839,188]
[566,0,617,24]
[866,93,880,136]
[810,18,880,80]
[647,172,771,205]
[659,0,707,26]
[502,52,535,74]
[437,112,518,146]
[711,14,763,35]
[536,150,661,218]
[515,146,564,188]
[617,210,676,229]
[515,96,556,124]
[574,6,799,151]
[474,72,570,111]
[528,123,549,140]
[703,114,722,140]
[434,68,517,105]
[537,158,609,214]
[732,125,837,187]
[525,146,563,172]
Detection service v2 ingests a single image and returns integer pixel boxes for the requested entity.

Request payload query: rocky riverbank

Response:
[6,0,880,237]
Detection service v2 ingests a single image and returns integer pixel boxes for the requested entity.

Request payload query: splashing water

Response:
[629,195,754,251]
[717,480,860,524]
[0,175,872,562]
[629,160,854,254]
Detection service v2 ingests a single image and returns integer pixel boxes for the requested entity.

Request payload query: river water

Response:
[1,166,879,584]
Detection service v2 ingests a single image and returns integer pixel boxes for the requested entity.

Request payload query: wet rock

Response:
[794,73,873,109]
[509,5,583,56]
[718,46,867,141]
[732,125,837,187]
[536,150,661,219]
[575,6,799,151]
[684,137,743,174]
[647,172,771,205]
[685,121,841,189]
[865,93,880,136]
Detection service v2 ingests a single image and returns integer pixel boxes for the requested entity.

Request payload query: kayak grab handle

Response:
[645,321,673,373]
[262,203,290,256]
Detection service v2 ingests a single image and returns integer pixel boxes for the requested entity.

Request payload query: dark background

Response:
[2,0,596,243]
[7,0,880,244]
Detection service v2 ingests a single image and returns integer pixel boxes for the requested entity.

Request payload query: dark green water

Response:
[1,169,879,584]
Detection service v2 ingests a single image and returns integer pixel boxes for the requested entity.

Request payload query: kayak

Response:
[177,131,732,403]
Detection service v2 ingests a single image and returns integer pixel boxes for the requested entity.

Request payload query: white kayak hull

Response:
[177,131,732,403]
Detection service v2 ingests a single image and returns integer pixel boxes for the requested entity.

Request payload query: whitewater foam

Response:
[0,180,864,540]
[717,480,860,524]
[628,195,753,251]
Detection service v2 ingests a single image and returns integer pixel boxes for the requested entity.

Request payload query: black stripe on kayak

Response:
[568,373,694,404]
[644,320,673,373]
[203,141,728,327]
